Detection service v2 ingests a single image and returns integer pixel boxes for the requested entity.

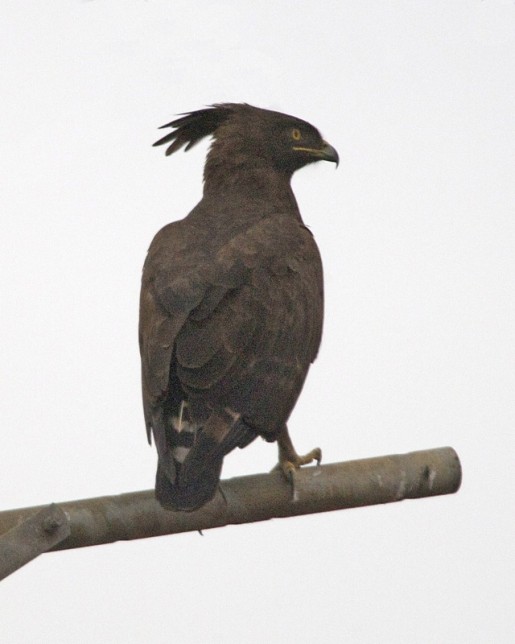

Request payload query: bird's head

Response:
[252,107,339,173]
[153,103,338,178]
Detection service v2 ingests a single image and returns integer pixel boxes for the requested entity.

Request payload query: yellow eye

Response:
[291,128,301,141]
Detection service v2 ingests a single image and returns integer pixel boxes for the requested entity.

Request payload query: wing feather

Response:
[140,211,323,450]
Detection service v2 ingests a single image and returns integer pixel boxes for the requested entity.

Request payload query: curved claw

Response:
[281,464,298,501]
[273,425,323,499]
[278,448,322,501]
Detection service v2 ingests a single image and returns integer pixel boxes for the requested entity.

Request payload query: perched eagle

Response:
[140,103,338,511]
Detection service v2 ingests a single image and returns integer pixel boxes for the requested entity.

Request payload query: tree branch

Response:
[0,446,461,575]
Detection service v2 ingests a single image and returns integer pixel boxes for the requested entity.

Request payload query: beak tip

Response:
[321,141,339,166]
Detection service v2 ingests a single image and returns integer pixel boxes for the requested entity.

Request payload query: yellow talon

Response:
[273,426,322,500]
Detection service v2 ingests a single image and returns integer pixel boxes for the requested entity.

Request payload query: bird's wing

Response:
[139,219,209,446]
[140,212,322,459]
[173,213,323,436]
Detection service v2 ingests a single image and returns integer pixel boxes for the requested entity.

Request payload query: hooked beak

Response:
[316,141,339,166]
[293,140,339,166]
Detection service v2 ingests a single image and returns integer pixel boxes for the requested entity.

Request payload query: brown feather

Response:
[140,103,336,510]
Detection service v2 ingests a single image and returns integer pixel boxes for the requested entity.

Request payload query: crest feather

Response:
[153,103,248,156]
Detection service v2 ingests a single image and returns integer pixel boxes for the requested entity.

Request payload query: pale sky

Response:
[1,2,514,642]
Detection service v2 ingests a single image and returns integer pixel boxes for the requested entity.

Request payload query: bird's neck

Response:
[202,164,301,219]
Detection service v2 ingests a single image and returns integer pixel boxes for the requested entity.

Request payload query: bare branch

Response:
[0,447,461,575]
[0,504,70,580]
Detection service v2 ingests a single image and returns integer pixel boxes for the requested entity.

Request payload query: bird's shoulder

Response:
[149,204,318,266]
[143,207,320,314]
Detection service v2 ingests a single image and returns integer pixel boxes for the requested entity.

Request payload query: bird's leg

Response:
[274,425,322,500]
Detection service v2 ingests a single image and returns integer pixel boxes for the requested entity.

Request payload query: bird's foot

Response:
[280,446,322,478]
[272,426,322,500]
[280,448,322,502]
[275,446,322,502]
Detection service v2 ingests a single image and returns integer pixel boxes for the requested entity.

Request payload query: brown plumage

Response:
[140,103,338,511]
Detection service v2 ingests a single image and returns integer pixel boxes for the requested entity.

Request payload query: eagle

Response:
[140,103,338,511]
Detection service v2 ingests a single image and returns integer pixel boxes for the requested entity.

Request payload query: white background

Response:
[1,2,514,642]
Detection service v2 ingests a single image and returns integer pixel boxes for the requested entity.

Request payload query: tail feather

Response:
[155,416,256,512]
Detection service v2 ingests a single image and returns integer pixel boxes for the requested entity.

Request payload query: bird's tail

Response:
[155,408,256,512]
